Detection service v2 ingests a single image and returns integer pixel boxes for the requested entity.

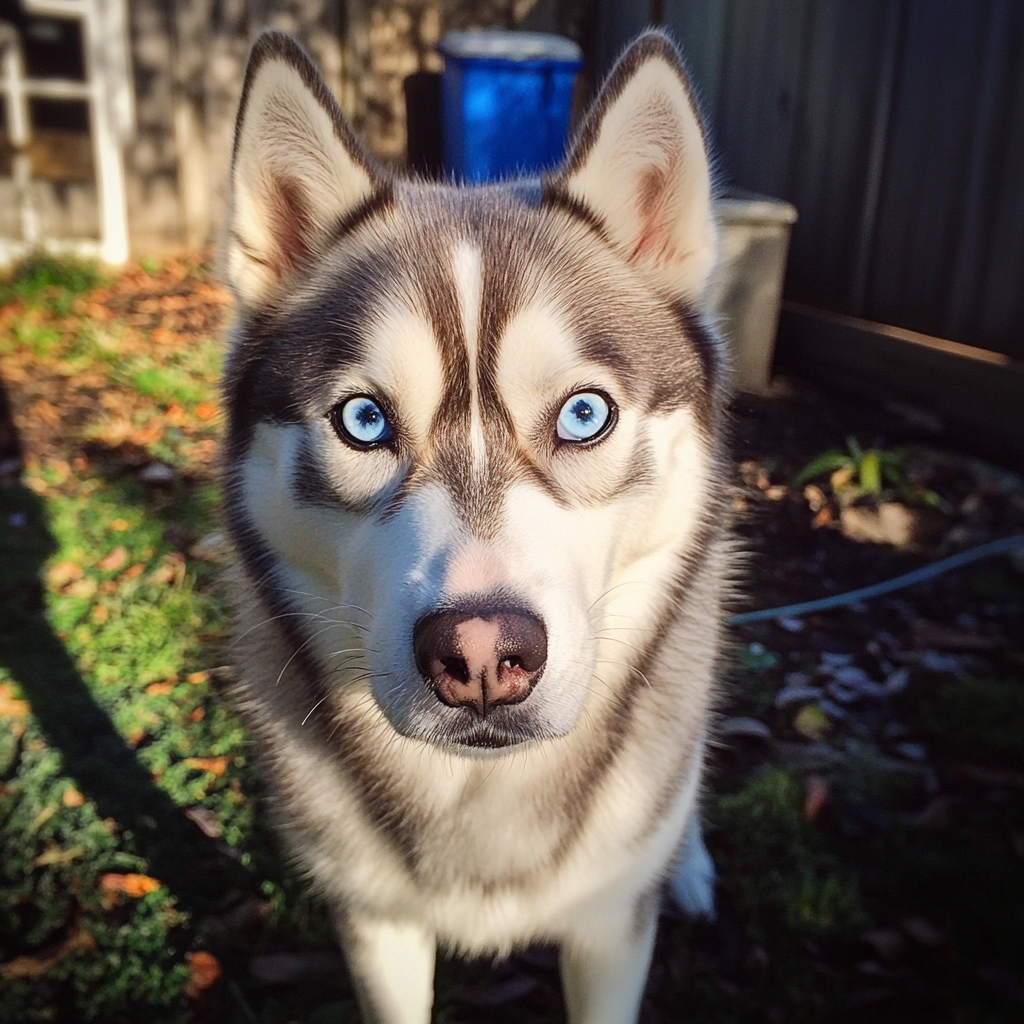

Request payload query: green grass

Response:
[0,253,107,316]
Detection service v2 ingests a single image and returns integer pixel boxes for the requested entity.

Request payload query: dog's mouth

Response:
[428,712,551,753]
[459,729,516,749]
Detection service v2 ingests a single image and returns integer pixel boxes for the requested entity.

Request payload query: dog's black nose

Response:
[413,608,547,717]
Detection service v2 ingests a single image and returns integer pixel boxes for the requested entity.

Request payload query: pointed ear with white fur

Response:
[549,31,717,302]
[225,31,385,309]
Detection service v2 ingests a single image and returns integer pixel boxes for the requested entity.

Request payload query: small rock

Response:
[820,653,854,670]
[895,742,928,762]
[818,699,848,721]
[884,668,910,694]
[775,685,822,709]
[719,717,772,741]
[916,651,963,673]
[136,462,174,485]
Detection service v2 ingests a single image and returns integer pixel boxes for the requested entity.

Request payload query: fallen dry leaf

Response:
[33,844,85,867]
[46,560,82,589]
[0,923,95,980]
[30,399,60,427]
[145,680,176,696]
[803,774,830,823]
[64,578,97,599]
[100,873,161,897]
[119,564,146,583]
[62,787,85,808]
[183,756,229,777]
[98,547,128,572]
[793,704,831,742]
[91,605,108,625]
[0,694,30,719]
[194,401,218,421]
[184,806,221,838]
[165,403,187,426]
[187,671,210,685]
[186,950,223,996]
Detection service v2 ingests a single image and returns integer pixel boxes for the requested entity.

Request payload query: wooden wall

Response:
[594,0,1024,363]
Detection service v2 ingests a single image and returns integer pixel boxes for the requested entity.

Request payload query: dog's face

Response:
[223,32,725,753]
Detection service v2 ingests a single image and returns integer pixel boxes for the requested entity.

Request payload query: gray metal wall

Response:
[599,0,1024,361]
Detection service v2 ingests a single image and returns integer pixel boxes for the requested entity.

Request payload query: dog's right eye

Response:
[331,396,393,448]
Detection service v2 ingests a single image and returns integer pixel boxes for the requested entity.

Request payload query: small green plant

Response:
[793,436,945,508]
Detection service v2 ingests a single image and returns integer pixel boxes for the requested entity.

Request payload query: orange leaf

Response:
[62,787,85,808]
[165,403,187,426]
[120,564,146,583]
[91,605,109,625]
[100,873,160,897]
[186,671,209,685]
[46,561,82,589]
[98,546,127,572]
[30,399,60,427]
[145,680,175,696]
[186,950,222,996]
[183,756,228,777]
[0,695,30,718]
[194,402,218,421]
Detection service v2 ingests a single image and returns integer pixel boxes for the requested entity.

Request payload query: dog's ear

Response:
[549,31,716,303]
[225,31,383,309]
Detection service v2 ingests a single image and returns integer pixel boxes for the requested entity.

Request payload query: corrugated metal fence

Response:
[599,0,1024,363]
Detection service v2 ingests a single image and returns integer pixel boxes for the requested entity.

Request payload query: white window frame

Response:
[0,0,133,264]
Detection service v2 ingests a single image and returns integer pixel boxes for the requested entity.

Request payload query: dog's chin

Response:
[398,707,575,758]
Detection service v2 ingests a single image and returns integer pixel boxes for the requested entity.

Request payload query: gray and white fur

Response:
[221,28,732,1024]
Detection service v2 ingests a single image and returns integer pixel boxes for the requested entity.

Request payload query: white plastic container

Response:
[711,189,798,394]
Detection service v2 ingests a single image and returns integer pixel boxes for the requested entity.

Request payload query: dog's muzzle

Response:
[413,606,547,718]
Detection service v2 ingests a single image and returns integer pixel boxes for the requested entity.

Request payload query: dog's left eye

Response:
[331,396,393,448]
[556,391,615,443]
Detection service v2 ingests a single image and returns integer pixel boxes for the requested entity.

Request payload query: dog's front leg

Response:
[335,910,435,1024]
[560,892,659,1024]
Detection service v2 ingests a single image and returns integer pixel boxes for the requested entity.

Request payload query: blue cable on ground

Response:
[728,534,1024,625]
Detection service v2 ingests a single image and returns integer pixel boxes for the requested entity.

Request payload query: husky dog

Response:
[222,27,730,1024]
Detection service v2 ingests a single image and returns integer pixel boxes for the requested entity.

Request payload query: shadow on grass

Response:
[0,375,233,915]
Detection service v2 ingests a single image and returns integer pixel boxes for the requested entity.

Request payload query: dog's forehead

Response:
[228,190,717,430]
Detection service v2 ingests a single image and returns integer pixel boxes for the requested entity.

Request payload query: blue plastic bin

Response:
[437,30,583,183]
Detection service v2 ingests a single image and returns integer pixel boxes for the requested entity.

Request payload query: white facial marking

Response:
[337,300,444,447]
[452,243,485,466]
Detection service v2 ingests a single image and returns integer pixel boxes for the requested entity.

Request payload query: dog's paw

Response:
[669,820,716,921]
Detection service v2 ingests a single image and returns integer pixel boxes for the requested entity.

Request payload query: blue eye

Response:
[333,395,392,447]
[556,391,614,443]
